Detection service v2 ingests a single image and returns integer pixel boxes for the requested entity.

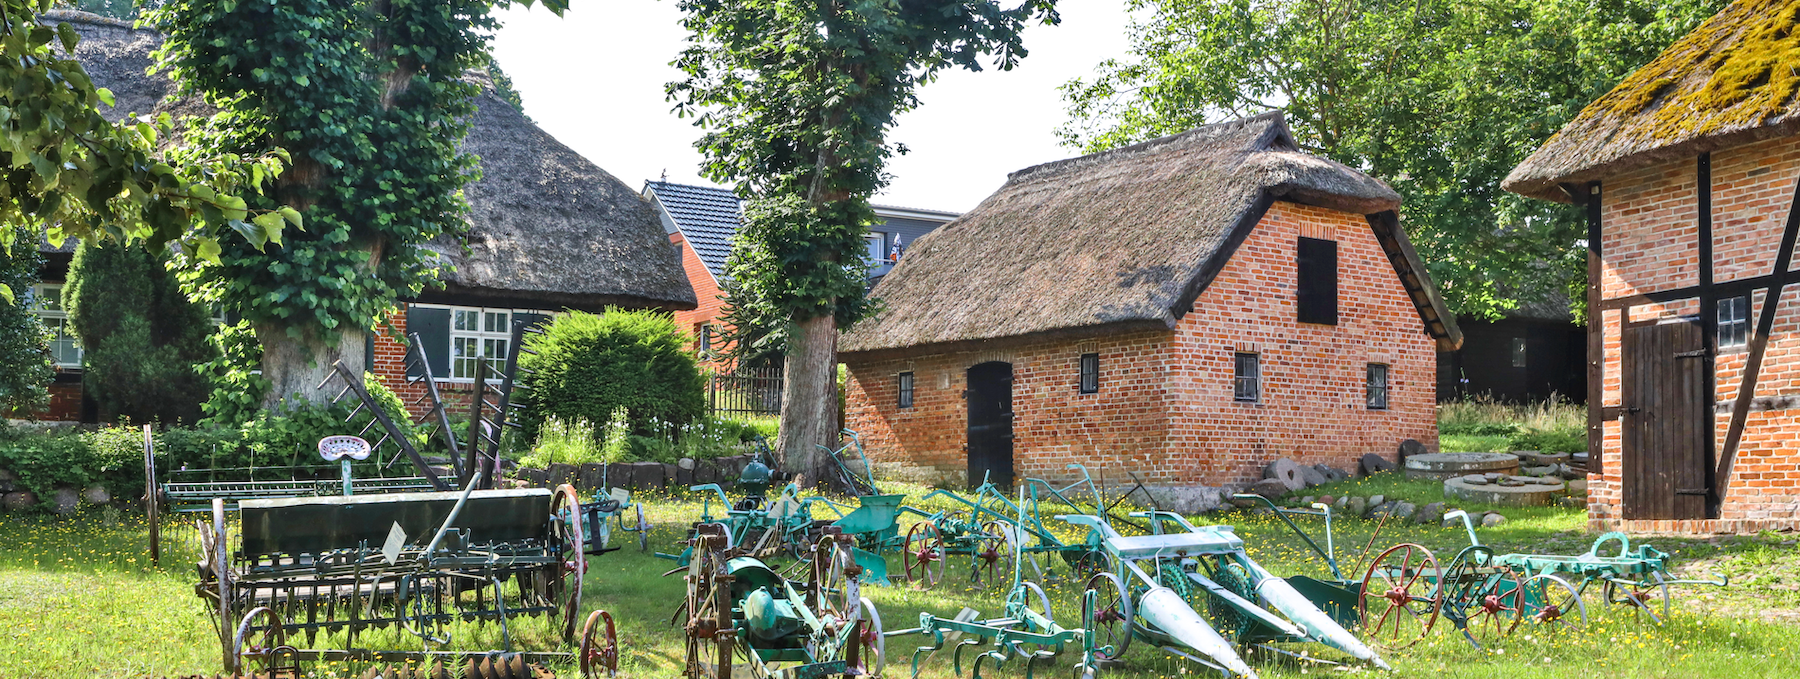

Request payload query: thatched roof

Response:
[41,11,695,312]
[1505,0,1800,202]
[840,112,1462,358]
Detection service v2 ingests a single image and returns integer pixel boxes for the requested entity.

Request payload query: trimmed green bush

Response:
[65,240,216,425]
[516,309,705,443]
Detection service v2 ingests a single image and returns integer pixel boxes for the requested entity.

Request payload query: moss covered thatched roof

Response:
[1506,0,1800,202]
[839,112,1461,358]
[42,11,695,312]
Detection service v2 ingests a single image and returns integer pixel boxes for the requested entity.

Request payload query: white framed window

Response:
[864,233,886,264]
[451,307,512,381]
[28,284,81,369]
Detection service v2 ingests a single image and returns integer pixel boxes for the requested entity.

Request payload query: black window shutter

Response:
[1296,237,1338,325]
[406,305,452,378]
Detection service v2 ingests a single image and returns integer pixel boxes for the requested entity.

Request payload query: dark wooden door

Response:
[1622,320,1709,520]
[966,361,1014,489]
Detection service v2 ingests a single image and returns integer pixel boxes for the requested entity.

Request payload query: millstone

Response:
[1403,452,1520,480]
[1444,474,1564,506]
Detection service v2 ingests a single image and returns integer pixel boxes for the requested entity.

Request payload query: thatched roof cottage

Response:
[1503,0,1800,534]
[839,112,1460,496]
[30,11,695,421]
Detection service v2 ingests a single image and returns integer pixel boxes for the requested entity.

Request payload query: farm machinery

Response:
[899,466,1116,589]
[1058,508,1388,678]
[675,523,884,679]
[194,476,616,678]
[1355,509,1729,648]
[885,488,1119,679]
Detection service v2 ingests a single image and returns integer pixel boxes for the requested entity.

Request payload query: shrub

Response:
[0,224,51,414]
[515,308,705,442]
[0,433,96,507]
[1508,429,1586,453]
[64,240,216,425]
[519,416,609,468]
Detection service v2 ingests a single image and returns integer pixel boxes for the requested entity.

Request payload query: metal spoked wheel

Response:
[1517,574,1587,635]
[230,607,298,677]
[553,484,588,644]
[902,523,946,589]
[1602,572,1671,625]
[1007,580,1056,626]
[856,596,886,677]
[1440,548,1521,648]
[970,521,1009,587]
[580,609,621,678]
[1082,571,1134,663]
[816,538,858,621]
[636,503,651,552]
[1358,543,1443,649]
[683,526,733,679]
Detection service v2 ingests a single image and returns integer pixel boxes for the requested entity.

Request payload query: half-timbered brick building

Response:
[1504,0,1800,533]
[839,113,1462,496]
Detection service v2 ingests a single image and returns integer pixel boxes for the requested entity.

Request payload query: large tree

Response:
[0,3,290,306]
[670,0,1059,484]
[147,0,564,408]
[1060,0,1726,320]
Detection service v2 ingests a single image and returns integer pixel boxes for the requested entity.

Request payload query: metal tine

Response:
[332,383,355,403]
[343,403,366,422]
[358,420,379,437]
[502,420,524,429]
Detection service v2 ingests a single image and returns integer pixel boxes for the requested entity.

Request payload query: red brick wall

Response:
[370,309,480,421]
[40,379,82,422]
[1592,134,1800,533]
[843,200,1438,489]
[670,232,730,369]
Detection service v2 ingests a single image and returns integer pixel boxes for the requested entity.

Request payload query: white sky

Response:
[490,0,1134,214]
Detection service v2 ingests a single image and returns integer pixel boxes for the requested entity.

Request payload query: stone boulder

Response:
[1398,439,1428,461]
[1481,512,1508,527]
[1313,464,1349,484]
[1299,465,1329,488]
[0,468,16,493]
[82,486,110,506]
[1346,496,1367,518]
[579,463,608,492]
[1416,502,1444,525]
[1366,500,1395,519]
[1567,479,1589,495]
[1263,458,1306,491]
[51,487,80,515]
[1248,478,1291,500]
[2,491,36,512]
[1360,454,1396,476]
[1149,486,1224,514]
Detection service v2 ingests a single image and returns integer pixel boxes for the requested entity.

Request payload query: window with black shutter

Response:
[898,372,915,408]
[1079,353,1100,393]
[1233,353,1260,402]
[1296,237,1338,325]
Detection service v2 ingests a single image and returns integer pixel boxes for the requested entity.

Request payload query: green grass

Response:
[1440,434,1513,453]
[2,487,1797,678]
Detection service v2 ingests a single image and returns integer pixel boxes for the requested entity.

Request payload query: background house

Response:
[643,179,958,366]
[1437,293,1586,404]
[839,112,1461,495]
[36,11,697,421]
[1504,0,1800,535]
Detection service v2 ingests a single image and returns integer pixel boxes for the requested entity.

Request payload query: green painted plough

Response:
[1059,509,1388,679]
[886,488,1120,679]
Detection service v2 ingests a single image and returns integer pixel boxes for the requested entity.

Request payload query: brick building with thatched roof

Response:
[839,112,1461,499]
[1504,0,1800,534]
[30,11,696,421]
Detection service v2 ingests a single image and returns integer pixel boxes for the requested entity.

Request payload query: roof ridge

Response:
[1006,111,1291,185]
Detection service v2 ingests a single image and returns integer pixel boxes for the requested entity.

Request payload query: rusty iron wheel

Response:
[902,523,946,589]
[1357,543,1442,649]
[580,610,620,678]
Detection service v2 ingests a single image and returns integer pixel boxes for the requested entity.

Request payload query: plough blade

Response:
[851,547,891,586]
[1246,563,1389,670]
[1136,587,1257,679]
[1183,571,1305,640]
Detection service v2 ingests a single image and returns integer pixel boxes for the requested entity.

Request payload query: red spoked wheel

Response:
[902,523,946,589]
[1083,571,1134,664]
[1358,543,1443,649]
[230,606,298,677]
[552,484,588,644]
[970,521,1008,587]
[580,609,620,678]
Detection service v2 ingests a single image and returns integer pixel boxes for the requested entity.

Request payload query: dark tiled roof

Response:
[645,181,742,281]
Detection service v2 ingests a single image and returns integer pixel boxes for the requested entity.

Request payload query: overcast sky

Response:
[490,0,1134,214]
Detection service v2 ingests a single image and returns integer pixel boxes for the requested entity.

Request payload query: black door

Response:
[966,361,1014,489]
[1622,320,1710,520]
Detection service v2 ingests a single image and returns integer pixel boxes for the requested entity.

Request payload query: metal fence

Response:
[708,364,783,416]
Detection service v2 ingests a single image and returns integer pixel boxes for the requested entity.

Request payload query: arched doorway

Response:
[966,361,1014,489]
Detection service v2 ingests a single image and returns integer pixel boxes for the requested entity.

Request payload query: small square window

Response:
[1510,337,1527,368]
[1234,352,1260,403]
[1719,295,1748,348]
[897,371,915,408]
[1079,353,1100,394]
[698,324,715,356]
[1366,364,1389,410]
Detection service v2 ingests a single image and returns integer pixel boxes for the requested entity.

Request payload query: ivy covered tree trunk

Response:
[255,325,367,406]
[776,313,839,484]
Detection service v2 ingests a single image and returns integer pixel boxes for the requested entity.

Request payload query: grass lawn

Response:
[2,481,1797,679]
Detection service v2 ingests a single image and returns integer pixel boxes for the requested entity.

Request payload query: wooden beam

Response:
[1587,181,1604,470]
[1697,153,1719,517]
[1717,174,1800,501]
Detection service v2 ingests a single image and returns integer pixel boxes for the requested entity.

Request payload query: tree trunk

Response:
[775,312,839,487]
[256,324,367,409]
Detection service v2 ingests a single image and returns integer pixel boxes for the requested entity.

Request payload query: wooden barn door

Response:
[966,361,1014,490]
[1622,320,1709,520]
